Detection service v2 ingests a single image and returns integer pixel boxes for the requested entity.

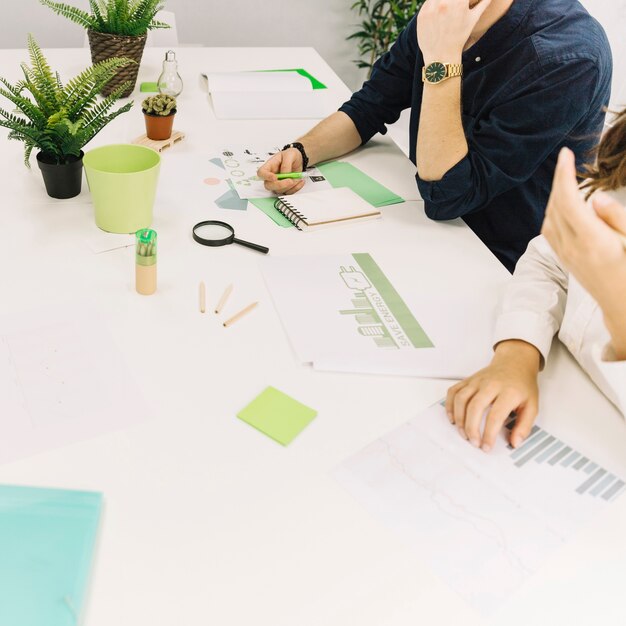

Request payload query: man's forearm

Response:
[296,112,362,166]
[416,76,468,181]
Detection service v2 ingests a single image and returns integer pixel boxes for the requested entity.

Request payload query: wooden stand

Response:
[132,130,186,153]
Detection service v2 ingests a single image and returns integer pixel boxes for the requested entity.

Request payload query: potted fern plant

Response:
[142,94,176,140]
[0,35,134,199]
[39,0,169,97]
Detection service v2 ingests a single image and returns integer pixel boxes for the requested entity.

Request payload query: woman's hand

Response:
[445,340,541,452]
[542,147,626,358]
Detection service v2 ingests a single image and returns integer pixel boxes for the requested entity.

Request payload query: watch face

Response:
[425,62,446,83]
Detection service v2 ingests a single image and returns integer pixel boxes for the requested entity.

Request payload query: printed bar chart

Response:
[335,402,626,614]
[505,417,624,501]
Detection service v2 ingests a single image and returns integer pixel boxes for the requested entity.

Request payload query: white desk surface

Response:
[1,46,625,626]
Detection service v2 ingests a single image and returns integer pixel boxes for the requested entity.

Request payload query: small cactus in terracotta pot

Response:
[142,94,177,140]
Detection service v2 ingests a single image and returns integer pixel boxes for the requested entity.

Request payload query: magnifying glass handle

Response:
[232,237,269,255]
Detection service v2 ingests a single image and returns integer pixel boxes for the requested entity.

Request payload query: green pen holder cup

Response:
[83,144,161,233]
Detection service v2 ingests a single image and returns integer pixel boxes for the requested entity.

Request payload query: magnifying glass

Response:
[192,220,269,254]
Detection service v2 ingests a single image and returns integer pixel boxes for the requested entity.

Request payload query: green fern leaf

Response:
[61,57,133,119]
[41,0,168,36]
[80,100,132,145]
[38,0,98,29]
[0,35,132,166]
[20,65,57,116]
[26,35,60,104]
[81,81,133,129]
[0,85,47,126]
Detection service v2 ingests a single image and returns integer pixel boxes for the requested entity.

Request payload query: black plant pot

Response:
[36,151,84,199]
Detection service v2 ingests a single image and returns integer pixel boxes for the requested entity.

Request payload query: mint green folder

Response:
[317,161,405,207]
[0,485,102,626]
[249,197,293,227]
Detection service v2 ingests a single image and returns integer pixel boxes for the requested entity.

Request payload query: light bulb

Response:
[158,50,183,97]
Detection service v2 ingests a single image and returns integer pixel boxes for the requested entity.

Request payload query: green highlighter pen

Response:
[276,172,307,180]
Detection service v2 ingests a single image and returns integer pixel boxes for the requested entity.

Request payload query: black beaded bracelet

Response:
[282,142,309,170]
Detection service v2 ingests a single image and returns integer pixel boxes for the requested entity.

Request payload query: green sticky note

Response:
[0,485,102,626]
[317,161,405,208]
[237,386,317,445]
[250,197,294,228]
[140,82,159,92]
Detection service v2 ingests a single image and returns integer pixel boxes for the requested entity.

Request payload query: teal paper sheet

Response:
[0,485,102,626]
[216,180,249,211]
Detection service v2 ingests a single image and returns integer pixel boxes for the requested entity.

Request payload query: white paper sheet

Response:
[85,230,135,254]
[261,253,496,379]
[0,305,150,464]
[334,402,626,614]
[205,71,325,119]
[217,147,332,199]
[205,71,312,93]
[219,146,281,180]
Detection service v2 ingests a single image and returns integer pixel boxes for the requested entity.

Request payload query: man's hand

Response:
[445,340,541,452]
[256,113,362,194]
[542,147,626,358]
[257,148,306,196]
[415,0,492,181]
[417,0,493,62]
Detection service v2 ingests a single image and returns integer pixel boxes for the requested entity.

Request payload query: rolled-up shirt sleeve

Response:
[418,56,600,220]
[339,16,418,144]
[593,344,626,417]
[493,235,569,367]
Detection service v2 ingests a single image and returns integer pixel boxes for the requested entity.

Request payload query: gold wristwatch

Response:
[422,62,463,84]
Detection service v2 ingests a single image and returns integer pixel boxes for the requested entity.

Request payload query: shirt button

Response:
[475,56,482,63]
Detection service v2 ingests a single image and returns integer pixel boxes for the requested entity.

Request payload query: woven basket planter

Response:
[87,29,147,97]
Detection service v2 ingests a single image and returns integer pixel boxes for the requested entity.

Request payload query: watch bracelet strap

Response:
[422,63,464,82]
[446,63,463,78]
[283,142,309,170]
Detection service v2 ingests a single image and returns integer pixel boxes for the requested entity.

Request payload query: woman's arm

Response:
[582,194,626,360]
[542,148,626,415]
[446,235,569,452]
[542,149,626,359]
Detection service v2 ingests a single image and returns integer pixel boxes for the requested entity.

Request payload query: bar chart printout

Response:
[505,420,625,500]
[333,402,625,614]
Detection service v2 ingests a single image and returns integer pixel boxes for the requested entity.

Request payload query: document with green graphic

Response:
[262,253,495,379]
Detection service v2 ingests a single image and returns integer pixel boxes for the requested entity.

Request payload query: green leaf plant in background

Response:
[0,34,134,166]
[349,0,425,77]
[39,0,170,37]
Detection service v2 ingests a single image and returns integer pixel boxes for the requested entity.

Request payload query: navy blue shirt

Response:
[339,0,612,271]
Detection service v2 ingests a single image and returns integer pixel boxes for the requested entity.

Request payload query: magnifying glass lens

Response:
[192,220,269,254]
[194,223,232,242]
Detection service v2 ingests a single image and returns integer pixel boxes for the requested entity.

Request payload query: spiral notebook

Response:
[273,187,381,230]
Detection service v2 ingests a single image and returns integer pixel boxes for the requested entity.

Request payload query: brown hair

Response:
[582,107,626,195]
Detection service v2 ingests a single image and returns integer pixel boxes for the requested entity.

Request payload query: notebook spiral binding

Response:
[274,198,306,230]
